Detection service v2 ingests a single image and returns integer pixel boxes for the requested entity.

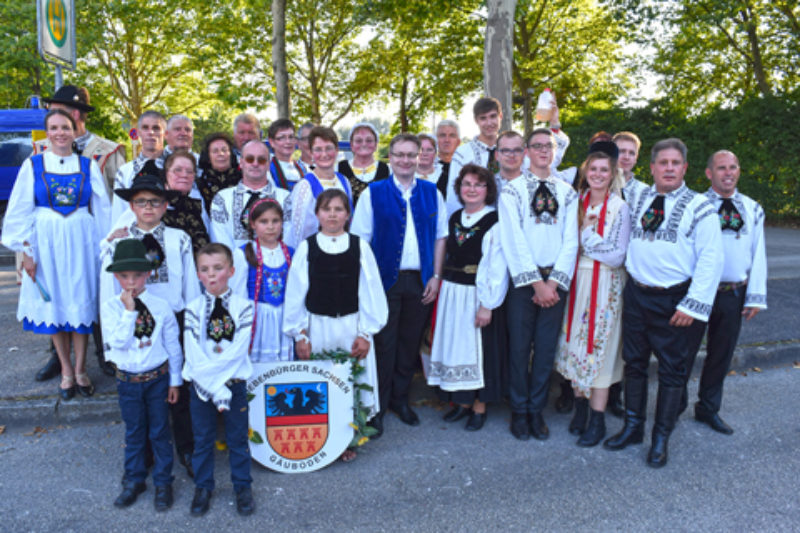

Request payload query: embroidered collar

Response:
[647,182,687,200]
[205,287,233,310]
[130,221,166,237]
[471,137,496,151]
[237,181,273,195]
[74,131,92,152]
[706,188,739,201]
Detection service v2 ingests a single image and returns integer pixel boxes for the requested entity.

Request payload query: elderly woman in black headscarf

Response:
[196,132,241,214]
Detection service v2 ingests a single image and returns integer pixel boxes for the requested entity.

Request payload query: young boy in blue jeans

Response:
[183,243,255,516]
[102,239,183,511]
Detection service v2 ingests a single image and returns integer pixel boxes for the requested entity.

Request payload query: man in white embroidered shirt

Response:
[680,150,767,435]
[604,138,723,468]
[498,128,579,442]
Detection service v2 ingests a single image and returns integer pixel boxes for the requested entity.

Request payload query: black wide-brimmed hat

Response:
[588,140,619,159]
[106,239,156,273]
[43,85,95,113]
[114,173,178,202]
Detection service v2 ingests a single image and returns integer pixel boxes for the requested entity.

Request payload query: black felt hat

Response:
[588,141,619,159]
[43,85,95,113]
[106,239,156,272]
[114,173,178,202]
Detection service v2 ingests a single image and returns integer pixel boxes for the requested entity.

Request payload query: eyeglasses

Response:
[312,145,337,154]
[420,147,437,154]
[132,198,165,208]
[243,154,269,165]
[273,134,295,142]
[461,182,487,189]
[210,147,230,155]
[528,143,553,152]
[498,147,525,156]
[390,152,419,160]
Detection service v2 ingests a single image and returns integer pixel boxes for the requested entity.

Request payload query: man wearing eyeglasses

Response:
[295,122,315,170]
[209,140,290,250]
[267,118,307,191]
[499,128,579,442]
[494,130,527,196]
[351,133,448,437]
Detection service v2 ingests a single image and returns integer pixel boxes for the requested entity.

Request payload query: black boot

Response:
[555,378,574,413]
[608,382,624,418]
[647,385,683,468]
[577,409,606,447]
[35,352,62,382]
[603,375,647,451]
[569,397,588,435]
[93,327,115,377]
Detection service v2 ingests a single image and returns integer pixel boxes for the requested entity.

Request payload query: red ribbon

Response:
[565,191,609,354]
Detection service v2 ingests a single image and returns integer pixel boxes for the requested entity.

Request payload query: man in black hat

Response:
[35,85,126,197]
[33,85,127,382]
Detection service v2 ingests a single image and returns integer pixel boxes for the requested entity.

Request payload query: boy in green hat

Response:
[102,239,182,511]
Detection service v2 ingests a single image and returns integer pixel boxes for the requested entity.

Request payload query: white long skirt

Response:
[427,280,484,391]
[18,206,99,331]
[250,301,294,363]
[308,312,380,419]
[556,261,626,396]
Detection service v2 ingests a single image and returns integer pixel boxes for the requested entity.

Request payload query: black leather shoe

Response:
[443,405,471,422]
[603,421,644,450]
[76,374,94,397]
[367,413,384,440]
[695,410,734,435]
[391,404,420,426]
[236,487,255,516]
[36,354,62,382]
[59,384,76,401]
[569,398,588,435]
[190,488,212,516]
[555,380,574,413]
[114,481,146,508]
[179,452,194,478]
[510,413,530,441]
[154,485,173,512]
[527,412,549,440]
[465,411,486,431]
[647,432,669,468]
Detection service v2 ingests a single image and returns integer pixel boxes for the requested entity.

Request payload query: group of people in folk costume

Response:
[1,86,767,514]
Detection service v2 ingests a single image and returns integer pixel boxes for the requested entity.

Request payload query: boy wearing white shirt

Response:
[103,239,182,511]
[681,150,767,435]
[498,128,579,442]
[183,243,255,517]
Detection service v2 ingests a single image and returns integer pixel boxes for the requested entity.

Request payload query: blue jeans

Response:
[117,372,174,486]
[190,381,252,492]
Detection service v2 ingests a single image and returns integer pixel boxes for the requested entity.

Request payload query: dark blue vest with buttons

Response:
[369,178,438,291]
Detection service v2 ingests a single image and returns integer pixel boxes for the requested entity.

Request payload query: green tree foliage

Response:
[618,0,799,113]
[367,0,484,133]
[561,93,800,220]
[0,3,53,108]
[512,0,631,134]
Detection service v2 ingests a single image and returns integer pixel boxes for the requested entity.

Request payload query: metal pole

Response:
[55,66,63,91]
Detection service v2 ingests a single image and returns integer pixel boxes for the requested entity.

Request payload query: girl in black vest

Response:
[427,164,509,431]
[283,189,388,461]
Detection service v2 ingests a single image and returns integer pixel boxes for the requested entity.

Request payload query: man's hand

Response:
[475,306,492,328]
[421,277,441,305]
[351,337,370,359]
[533,280,560,308]
[22,253,36,282]
[295,338,311,360]
[742,307,761,321]
[167,386,179,404]
[669,310,694,327]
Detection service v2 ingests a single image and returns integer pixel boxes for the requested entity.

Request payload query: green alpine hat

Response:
[106,239,156,272]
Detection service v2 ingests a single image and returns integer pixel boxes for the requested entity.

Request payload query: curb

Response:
[2,341,798,428]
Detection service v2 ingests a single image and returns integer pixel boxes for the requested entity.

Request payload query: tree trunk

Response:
[272,0,290,118]
[739,4,772,97]
[484,0,517,131]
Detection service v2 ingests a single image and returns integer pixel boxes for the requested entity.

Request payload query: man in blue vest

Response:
[351,133,448,437]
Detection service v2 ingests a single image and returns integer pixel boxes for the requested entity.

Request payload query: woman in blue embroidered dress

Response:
[231,198,294,362]
[1,110,111,400]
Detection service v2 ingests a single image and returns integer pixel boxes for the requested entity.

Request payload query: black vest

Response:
[443,209,498,285]
[306,233,360,317]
